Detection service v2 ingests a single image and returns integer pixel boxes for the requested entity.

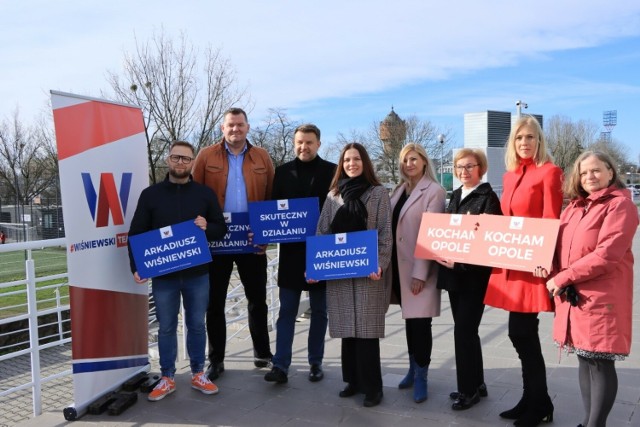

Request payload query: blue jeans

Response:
[272,286,327,374]
[152,273,209,377]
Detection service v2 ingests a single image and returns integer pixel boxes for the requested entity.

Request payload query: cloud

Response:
[2,0,640,126]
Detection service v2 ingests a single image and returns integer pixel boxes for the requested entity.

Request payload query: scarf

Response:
[330,175,370,233]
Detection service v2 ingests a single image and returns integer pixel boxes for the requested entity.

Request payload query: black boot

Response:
[514,396,553,426]
[499,394,528,419]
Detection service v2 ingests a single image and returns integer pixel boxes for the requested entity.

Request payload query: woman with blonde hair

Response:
[484,115,563,426]
[436,148,501,410]
[387,143,445,403]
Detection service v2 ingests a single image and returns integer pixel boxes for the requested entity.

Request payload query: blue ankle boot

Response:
[398,355,415,389]
[413,364,428,403]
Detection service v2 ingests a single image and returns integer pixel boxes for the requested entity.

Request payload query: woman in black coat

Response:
[436,148,501,411]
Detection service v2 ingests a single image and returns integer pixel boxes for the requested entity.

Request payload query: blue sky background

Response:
[2,1,639,165]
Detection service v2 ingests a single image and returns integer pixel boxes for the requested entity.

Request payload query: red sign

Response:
[414,213,560,272]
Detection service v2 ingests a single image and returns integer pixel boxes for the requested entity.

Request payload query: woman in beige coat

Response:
[387,143,445,403]
[314,142,392,408]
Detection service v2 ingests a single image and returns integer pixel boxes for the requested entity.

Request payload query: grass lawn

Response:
[0,247,69,319]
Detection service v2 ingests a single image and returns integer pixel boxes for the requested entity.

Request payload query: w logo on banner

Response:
[82,172,133,227]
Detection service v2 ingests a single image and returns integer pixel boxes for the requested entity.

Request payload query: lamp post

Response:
[516,100,528,118]
[437,134,445,186]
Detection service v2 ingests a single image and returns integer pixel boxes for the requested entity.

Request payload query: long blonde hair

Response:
[505,115,553,171]
[397,143,438,187]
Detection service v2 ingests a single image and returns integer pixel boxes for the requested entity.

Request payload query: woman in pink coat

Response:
[387,143,445,403]
[536,151,638,427]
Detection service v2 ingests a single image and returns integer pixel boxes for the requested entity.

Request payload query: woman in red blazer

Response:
[538,151,637,427]
[484,116,563,426]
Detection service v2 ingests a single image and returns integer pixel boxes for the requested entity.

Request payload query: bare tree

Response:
[545,115,599,172]
[0,110,59,211]
[250,109,300,168]
[588,138,635,175]
[105,29,250,183]
[335,114,450,184]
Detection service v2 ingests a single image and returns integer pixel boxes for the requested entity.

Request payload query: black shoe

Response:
[450,383,488,400]
[514,401,554,426]
[339,383,357,398]
[264,367,288,384]
[451,392,480,411]
[205,362,224,381]
[499,396,527,420]
[363,391,383,407]
[309,364,324,382]
[254,357,272,368]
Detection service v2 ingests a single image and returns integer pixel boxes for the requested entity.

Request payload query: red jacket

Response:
[551,186,638,356]
[484,160,563,313]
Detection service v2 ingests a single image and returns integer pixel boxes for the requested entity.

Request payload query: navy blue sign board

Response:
[305,229,379,281]
[248,197,320,244]
[209,211,259,255]
[129,220,212,278]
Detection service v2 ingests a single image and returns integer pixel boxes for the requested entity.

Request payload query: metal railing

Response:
[0,238,284,419]
[0,238,70,417]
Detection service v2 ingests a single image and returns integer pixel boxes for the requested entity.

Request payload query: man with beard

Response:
[128,141,227,401]
[193,108,275,380]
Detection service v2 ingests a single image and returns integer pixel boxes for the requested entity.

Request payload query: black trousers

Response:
[393,281,433,368]
[405,318,433,368]
[206,253,272,364]
[341,338,382,395]
[508,312,551,408]
[449,287,486,395]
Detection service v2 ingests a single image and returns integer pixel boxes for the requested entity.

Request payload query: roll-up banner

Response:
[51,91,149,420]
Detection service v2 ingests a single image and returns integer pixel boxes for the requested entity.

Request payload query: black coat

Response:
[272,156,336,290]
[436,182,502,292]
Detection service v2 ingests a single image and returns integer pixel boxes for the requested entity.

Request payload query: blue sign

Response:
[306,230,379,281]
[249,197,320,244]
[129,220,212,278]
[209,212,259,255]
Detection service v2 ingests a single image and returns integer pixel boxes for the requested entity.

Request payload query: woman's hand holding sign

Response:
[368,267,382,281]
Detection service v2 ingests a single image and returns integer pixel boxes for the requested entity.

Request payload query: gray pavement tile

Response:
[7,229,640,426]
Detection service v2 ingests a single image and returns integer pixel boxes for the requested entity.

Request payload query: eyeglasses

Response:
[455,164,479,172]
[168,155,193,164]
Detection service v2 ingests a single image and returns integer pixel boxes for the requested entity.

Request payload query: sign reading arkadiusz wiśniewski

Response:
[306,230,379,281]
[249,197,320,244]
[129,220,212,278]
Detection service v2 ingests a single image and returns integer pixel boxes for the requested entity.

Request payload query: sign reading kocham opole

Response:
[414,213,560,272]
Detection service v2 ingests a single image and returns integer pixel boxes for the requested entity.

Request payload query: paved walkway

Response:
[8,233,640,427]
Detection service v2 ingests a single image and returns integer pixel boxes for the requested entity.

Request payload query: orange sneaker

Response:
[148,376,176,401]
[191,371,219,395]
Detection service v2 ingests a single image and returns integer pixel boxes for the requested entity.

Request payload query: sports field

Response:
[0,246,69,319]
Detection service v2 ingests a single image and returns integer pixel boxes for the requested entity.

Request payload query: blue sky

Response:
[2,1,639,165]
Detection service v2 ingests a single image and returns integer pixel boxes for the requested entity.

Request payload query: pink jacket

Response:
[387,176,446,318]
[552,186,638,355]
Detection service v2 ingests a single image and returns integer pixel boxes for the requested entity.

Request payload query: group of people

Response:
[127,110,636,427]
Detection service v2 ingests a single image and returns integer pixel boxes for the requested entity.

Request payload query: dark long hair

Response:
[329,143,381,195]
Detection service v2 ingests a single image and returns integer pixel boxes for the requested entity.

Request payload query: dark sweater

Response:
[128,175,227,278]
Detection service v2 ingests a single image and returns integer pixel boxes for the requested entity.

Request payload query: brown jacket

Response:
[192,139,274,208]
